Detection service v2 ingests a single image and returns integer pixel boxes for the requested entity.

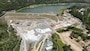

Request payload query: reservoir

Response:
[19,3,74,14]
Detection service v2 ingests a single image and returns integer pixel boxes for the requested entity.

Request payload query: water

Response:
[19,4,74,13]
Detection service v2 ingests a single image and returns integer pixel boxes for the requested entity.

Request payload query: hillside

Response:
[69,4,90,33]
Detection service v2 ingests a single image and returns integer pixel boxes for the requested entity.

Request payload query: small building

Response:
[88,34,90,36]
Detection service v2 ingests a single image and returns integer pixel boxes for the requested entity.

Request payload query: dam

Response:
[4,11,58,21]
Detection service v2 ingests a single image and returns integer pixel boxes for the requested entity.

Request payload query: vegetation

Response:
[13,39,21,51]
[38,42,43,51]
[70,31,89,41]
[68,26,90,41]
[52,33,72,51]
[0,20,21,51]
[52,33,64,51]
[69,5,90,33]
[67,26,83,32]
[63,45,73,51]
[0,22,8,42]
[68,4,90,41]
[57,29,69,33]
[57,26,83,33]
[82,46,88,51]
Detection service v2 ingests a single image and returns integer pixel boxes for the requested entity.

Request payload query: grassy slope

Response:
[52,33,64,51]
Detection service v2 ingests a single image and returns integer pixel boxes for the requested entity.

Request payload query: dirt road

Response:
[55,31,83,51]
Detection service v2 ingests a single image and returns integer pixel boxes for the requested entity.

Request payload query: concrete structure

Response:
[45,40,53,51]
[9,19,54,51]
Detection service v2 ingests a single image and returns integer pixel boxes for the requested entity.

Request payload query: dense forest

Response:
[0,0,90,16]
